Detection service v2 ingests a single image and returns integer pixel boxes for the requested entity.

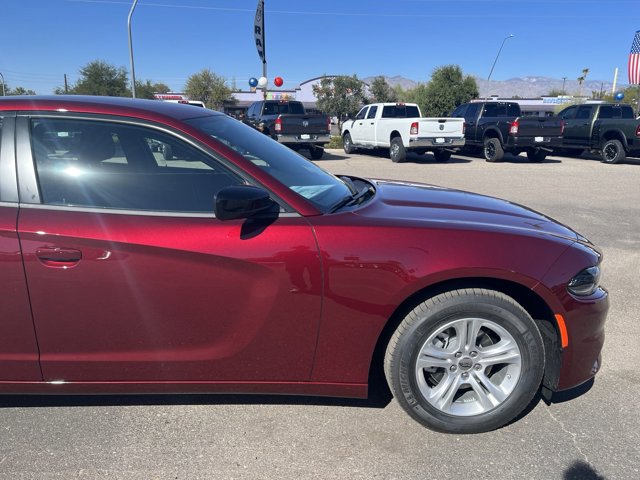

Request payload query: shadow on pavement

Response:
[563,460,607,479]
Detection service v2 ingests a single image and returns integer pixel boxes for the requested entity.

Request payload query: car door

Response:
[349,106,370,144]
[462,103,481,144]
[564,105,594,146]
[0,113,42,381]
[362,105,379,145]
[16,114,322,383]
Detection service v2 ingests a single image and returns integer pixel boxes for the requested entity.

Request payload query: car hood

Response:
[354,179,581,242]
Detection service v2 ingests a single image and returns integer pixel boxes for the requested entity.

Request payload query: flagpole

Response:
[262,0,267,100]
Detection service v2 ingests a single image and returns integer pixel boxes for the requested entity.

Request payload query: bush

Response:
[325,136,343,149]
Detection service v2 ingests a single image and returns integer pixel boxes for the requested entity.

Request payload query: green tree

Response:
[184,69,233,110]
[547,88,567,97]
[3,85,37,95]
[64,60,130,97]
[369,76,397,103]
[135,80,171,99]
[419,65,478,117]
[576,68,589,97]
[312,75,367,129]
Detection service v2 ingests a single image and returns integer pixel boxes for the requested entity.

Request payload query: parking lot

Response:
[0,149,639,480]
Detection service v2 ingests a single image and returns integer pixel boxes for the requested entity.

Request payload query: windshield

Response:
[186,114,352,211]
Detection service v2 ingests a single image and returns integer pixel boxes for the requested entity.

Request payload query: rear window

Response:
[263,102,304,115]
[381,105,420,118]
[598,105,634,119]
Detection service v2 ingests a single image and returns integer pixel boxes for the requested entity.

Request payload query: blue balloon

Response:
[249,77,258,88]
[614,91,624,101]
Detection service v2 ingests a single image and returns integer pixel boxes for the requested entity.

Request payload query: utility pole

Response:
[562,77,567,94]
[64,74,69,94]
[128,0,139,98]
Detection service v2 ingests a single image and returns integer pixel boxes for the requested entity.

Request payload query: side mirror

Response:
[214,185,278,221]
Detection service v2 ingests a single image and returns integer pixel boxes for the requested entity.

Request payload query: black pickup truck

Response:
[245,100,331,159]
[451,101,565,162]
[555,103,640,164]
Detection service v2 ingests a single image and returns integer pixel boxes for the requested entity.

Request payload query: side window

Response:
[263,102,276,115]
[482,103,498,117]
[576,106,593,120]
[507,103,520,116]
[559,106,577,120]
[620,106,634,119]
[355,107,368,120]
[465,103,480,121]
[31,118,243,213]
[451,104,468,117]
[381,106,394,118]
[366,106,378,119]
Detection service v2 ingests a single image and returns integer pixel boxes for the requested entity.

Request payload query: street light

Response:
[487,34,514,83]
[128,0,139,98]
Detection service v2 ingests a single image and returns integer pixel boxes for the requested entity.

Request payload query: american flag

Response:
[629,30,640,85]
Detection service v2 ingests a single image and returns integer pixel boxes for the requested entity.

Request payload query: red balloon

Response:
[274,76,283,87]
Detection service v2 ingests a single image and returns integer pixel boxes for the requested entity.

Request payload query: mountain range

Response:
[363,75,620,98]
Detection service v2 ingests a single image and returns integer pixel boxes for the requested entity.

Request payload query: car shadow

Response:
[563,460,606,479]
[407,153,473,164]
[0,381,394,411]
[303,149,347,161]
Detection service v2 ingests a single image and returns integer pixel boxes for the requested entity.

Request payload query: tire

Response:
[384,289,544,434]
[433,150,452,163]
[601,139,625,164]
[309,145,324,160]
[483,137,504,162]
[390,137,406,163]
[162,144,173,161]
[526,148,547,163]
[343,133,355,154]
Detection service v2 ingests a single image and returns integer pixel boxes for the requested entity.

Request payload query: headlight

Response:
[567,266,601,296]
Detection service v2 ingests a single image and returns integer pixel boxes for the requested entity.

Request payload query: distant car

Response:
[0,95,608,434]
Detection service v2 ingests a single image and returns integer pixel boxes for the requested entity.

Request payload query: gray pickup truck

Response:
[555,103,640,164]
[245,100,331,159]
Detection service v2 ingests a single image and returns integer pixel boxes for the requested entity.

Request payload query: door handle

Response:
[36,247,82,267]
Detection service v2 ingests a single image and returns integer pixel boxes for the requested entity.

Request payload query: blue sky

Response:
[1,0,638,94]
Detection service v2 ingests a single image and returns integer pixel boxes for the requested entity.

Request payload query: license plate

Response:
[300,134,311,140]
[535,136,544,142]
[435,138,445,144]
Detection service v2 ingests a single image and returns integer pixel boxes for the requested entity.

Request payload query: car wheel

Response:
[390,137,406,163]
[384,289,544,434]
[433,150,452,163]
[483,138,504,162]
[601,139,625,164]
[309,146,324,160]
[343,133,355,154]
[526,148,547,163]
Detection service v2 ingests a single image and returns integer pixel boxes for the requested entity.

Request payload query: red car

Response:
[0,96,608,433]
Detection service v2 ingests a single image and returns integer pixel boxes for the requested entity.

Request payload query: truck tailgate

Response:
[517,117,564,137]
[278,114,328,135]
[418,118,465,137]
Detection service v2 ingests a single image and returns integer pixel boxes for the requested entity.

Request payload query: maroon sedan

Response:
[0,96,608,433]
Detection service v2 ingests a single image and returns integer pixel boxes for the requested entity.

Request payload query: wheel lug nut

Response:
[450,365,457,372]
[474,364,482,371]
[455,352,463,358]
[461,372,469,380]
[470,351,478,358]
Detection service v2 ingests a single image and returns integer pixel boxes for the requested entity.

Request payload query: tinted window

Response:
[355,107,368,120]
[465,103,480,121]
[366,106,378,119]
[31,118,243,212]
[598,105,634,119]
[558,106,577,120]
[186,115,351,212]
[451,104,468,117]
[381,105,420,118]
[576,106,594,120]
[507,103,520,116]
[482,103,503,117]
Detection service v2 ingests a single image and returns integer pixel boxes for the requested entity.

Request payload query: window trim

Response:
[15,112,296,217]
[0,113,18,203]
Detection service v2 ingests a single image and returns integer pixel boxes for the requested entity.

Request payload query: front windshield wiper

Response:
[329,185,375,213]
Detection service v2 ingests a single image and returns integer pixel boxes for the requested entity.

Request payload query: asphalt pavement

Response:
[1,149,638,479]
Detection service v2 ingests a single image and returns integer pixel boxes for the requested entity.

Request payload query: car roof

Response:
[0,95,221,122]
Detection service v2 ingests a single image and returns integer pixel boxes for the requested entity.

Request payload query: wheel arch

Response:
[601,129,628,150]
[367,276,562,396]
[483,128,504,144]
[390,130,402,141]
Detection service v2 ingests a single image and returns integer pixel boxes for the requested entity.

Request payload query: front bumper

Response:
[408,136,465,149]
[276,133,330,145]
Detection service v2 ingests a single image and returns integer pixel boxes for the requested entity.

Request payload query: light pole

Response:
[128,0,139,98]
[487,34,514,83]
[0,71,5,96]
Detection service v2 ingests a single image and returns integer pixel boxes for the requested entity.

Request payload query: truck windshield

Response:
[186,115,352,212]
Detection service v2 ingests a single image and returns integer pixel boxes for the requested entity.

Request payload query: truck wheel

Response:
[526,148,547,163]
[390,137,406,163]
[162,144,173,161]
[309,146,324,160]
[483,138,504,162]
[343,133,355,154]
[601,139,625,164]
[384,289,544,434]
[433,150,452,163]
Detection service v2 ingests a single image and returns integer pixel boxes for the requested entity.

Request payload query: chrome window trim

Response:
[0,113,18,203]
[18,202,301,218]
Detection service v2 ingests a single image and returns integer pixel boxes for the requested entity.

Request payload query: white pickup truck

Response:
[341,103,465,162]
